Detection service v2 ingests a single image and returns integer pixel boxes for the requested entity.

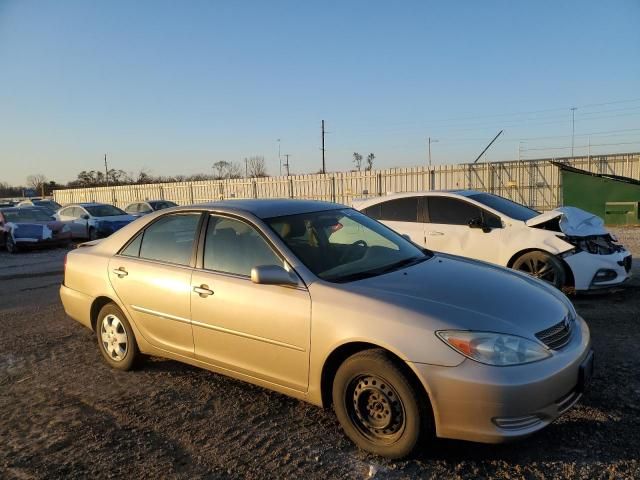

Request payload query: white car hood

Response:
[525,206,608,236]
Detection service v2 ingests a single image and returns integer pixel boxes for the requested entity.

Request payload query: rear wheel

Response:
[332,349,425,459]
[96,303,139,371]
[512,250,566,289]
[6,236,19,254]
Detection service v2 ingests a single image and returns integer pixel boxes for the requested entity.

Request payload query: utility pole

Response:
[321,120,326,174]
[570,107,577,157]
[518,141,522,161]
[277,139,281,176]
[428,137,438,167]
[245,158,249,178]
[104,153,109,187]
[283,154,291,176]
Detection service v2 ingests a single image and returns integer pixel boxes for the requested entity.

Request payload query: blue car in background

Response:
[55,202,136,240]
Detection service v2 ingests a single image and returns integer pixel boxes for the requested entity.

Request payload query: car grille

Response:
[535,317,572,350]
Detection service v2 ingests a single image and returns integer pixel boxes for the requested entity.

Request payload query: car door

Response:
[362,196,426,246]
[107,212,202,357]
[72,206,92,238]
[58,207,85,238]
[190,214,311,392]
[425,195,503,263]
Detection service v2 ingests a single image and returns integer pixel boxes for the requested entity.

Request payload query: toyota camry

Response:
[60,199,593,458]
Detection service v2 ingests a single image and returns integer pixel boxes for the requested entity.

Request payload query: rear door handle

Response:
[427,231,444,236]
[193,284,214,297]
[112,267,128,278]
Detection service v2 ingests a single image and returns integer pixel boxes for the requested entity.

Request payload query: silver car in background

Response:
[60,199,593,458]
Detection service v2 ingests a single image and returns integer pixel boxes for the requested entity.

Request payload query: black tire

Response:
[89,227,98,241]
[512,250,566,289]
[6,236,19,254]
[96,303,139,371]
[332,349,426,459]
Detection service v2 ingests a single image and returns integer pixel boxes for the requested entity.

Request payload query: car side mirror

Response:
[81,214,90,220]
[401,233,411,241]
[251,265,299,286]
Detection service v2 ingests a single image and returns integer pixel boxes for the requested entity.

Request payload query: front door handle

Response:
[427,231,444,236]
[112,267,128,278]
[193,284,214,297]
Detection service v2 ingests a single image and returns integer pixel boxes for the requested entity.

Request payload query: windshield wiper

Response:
[327,255,429,283]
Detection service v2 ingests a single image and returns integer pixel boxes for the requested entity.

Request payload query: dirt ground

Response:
[1,231,639,479]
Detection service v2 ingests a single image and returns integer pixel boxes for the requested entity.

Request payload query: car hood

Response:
[93,215,136,222]
[341,254,572,338]
[525,206,608,236]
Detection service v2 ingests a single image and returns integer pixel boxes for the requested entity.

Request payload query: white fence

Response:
[53,152,640,211]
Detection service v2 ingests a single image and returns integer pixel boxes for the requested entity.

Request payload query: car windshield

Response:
[85,205,126,217]
[266,208,430,283]
[467,193,539,221]
[150,201,177,210]
[3,209,53,222]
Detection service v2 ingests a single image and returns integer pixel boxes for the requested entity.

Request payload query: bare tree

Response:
[366,153,375,171]
[247,156,268,178]
[212,161,231,179]
[26,174,48,195]
[353,152,363,171]
[226,161,243,179]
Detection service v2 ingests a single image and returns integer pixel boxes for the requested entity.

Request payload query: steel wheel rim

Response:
[516,257,557,285]
[100,314,128,362]
[347,374,406,444]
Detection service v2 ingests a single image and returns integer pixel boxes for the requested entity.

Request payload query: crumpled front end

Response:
[526,207,633,290]
[564,246,632,291]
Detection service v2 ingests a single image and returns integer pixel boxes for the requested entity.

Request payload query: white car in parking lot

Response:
[354,190,632,292]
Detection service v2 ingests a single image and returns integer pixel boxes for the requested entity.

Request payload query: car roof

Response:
[351,189,485,206]
[194,199,346,219]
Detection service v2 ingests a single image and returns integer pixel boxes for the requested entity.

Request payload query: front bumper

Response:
[15,234,72,249]
[564,250,632,291]
[409,315,592,443]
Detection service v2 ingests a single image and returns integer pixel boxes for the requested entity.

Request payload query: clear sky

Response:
[1,0,639,185]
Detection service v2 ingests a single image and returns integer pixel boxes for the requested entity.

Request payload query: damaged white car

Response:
[354,190,632,292]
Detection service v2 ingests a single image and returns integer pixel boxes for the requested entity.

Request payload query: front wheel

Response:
[332,349,425,459]
[96,303,139,371]
[89,227,98,241]
[512,250,566,289]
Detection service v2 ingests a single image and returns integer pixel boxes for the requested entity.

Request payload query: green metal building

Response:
[555,162,640,226]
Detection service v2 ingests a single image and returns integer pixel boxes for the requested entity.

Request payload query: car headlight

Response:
[436,330,551,366]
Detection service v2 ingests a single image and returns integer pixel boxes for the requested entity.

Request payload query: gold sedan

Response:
[60,199,593,458]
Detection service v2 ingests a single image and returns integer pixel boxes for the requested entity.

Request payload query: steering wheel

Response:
[338,240,368,263]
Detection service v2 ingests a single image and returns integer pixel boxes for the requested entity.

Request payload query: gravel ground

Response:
[1,233,639,479]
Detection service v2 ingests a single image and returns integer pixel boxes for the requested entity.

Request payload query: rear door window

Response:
[365,197,419,222]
